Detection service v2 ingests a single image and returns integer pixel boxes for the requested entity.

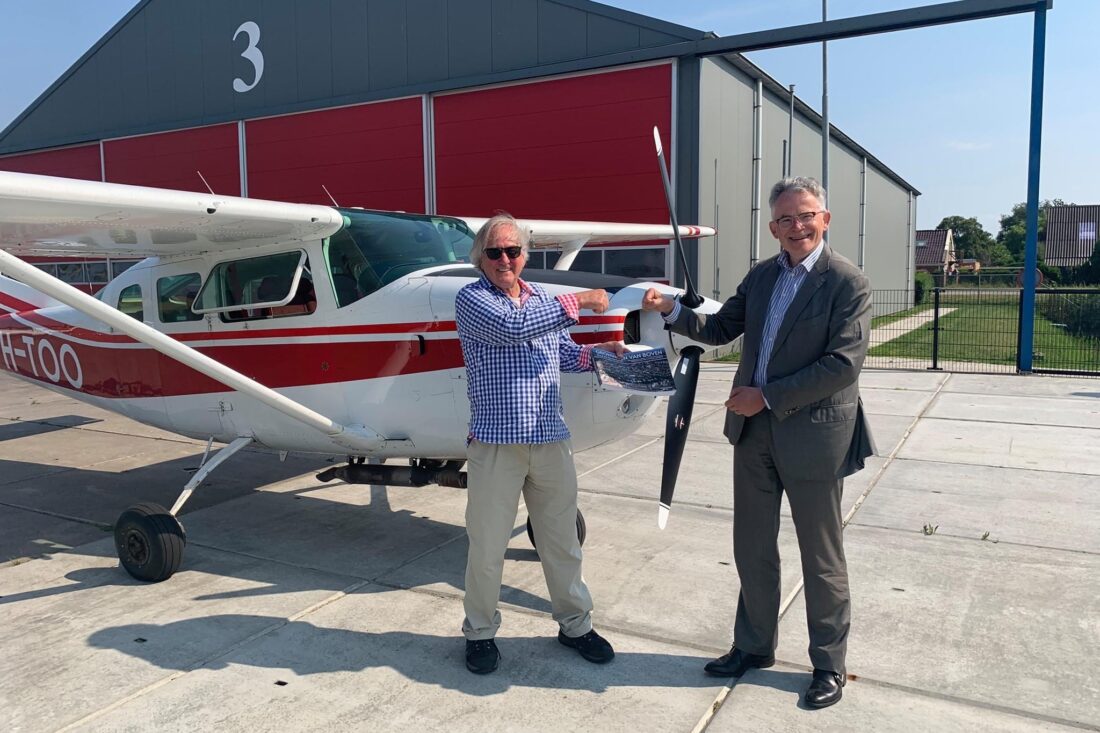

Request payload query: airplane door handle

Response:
[417,335,426,355]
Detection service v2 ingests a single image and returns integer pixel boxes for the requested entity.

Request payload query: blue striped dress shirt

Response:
[752,243,823,388]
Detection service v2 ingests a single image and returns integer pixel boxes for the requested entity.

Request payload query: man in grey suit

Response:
[642,176,873,709]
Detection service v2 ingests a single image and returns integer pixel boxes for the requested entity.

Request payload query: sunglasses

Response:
[484,246,524,260]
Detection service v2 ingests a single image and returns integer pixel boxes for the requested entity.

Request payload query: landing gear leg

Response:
[113,436,253,582]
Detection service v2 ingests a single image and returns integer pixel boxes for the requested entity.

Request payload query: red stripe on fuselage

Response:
[0,301,624,398]
[0,292,43,314]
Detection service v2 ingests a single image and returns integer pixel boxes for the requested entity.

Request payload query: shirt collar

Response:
[778,241,825,273]
[479,274,534,302]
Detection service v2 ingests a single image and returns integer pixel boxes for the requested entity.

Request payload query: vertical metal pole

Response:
[859,156,867,269]
[713,158,720,300]
[907,191,914,306]
[1016,285,1026,372]
[751,79,763,267]
[238,120,248,198]
[930,288,942,371]
[821,0,830,236]
[1018,3,1046,373]
[787,84,795,176]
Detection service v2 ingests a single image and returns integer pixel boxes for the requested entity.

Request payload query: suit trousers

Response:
[462,439,593,641]
[732,412,850,674]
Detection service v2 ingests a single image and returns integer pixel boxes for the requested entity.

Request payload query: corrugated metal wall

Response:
[697,57,914,301]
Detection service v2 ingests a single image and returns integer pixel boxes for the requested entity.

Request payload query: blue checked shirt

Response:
[456,275,594,444]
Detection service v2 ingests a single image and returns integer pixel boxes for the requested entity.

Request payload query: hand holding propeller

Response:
[652,126,704,529]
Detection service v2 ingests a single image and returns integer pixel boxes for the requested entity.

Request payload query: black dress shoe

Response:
[465,638,500,674]
[804,668,845,708]
[703,646,775,677]
[558,629,615,663]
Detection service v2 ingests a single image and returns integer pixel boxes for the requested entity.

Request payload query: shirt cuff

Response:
[557,292,581,321]
[579,344,594,370]
[662,299,682,323]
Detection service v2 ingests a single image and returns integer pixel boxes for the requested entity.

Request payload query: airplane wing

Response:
[458,216,715,271]
[0,171,344,258]
[458,217,715,246]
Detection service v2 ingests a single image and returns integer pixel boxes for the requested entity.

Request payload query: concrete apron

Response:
[1,369,1098,731]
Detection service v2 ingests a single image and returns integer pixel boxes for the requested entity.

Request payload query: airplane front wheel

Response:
[526,509,587,551]
[114,503,186,582]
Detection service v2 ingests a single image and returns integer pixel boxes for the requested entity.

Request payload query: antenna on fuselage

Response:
[321,185,340,207]
[196,171,216,195]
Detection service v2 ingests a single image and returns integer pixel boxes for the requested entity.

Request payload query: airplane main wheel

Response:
[526,510,587,550]
[114,503,186,582]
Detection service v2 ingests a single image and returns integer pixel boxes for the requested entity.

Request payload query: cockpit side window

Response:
[193,251,316,322]
[157,273,203,323]
[117,284,144,321]
[324,210,475,308]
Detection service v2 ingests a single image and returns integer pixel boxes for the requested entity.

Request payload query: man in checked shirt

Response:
[455,213,626,675]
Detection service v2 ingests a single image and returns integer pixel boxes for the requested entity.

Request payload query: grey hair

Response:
[470,212,531,268]
[768,176,827,211]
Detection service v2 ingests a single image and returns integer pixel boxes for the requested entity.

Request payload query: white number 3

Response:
[232,21,264,93]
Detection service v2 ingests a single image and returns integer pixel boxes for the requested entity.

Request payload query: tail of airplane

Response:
[0,271,63,312]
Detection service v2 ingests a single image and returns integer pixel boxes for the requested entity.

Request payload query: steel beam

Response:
[695,0,1052,56]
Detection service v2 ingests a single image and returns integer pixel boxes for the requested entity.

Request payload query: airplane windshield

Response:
[325,209,475,308]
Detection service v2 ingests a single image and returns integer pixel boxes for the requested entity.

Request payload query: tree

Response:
[1071,239,1100,285]
[996,199,1067,264]
[936,215,1012,266]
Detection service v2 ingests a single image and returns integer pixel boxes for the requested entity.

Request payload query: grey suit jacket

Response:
[669,246,875,480]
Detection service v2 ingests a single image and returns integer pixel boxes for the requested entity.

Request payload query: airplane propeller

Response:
[653,126,705,529]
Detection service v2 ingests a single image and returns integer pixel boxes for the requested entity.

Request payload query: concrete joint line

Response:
[576,404,726,481]
[577,435,664,479]
[692,375,951,733]
[918,414,1100,431]
[846,519,1100,557]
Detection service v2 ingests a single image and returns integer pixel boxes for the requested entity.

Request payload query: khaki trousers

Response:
[462,439,593,640]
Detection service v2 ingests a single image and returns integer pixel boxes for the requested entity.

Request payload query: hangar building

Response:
[0,0,918,299]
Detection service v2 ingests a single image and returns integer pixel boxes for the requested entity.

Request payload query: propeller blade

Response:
[652,126,702,309]
[658,345,703,528]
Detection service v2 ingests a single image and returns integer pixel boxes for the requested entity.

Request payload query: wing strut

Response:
[0,250,397,453]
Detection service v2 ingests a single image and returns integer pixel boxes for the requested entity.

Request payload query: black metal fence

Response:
[866,287,1100,376]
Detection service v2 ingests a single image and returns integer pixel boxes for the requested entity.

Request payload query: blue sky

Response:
[0,0,1091,234]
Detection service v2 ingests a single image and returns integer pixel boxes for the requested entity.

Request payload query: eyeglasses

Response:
[773,211,823,230]
[484,246,524,260]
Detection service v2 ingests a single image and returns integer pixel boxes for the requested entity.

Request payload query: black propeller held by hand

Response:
[659,345,703,529]
[653,125,704,528]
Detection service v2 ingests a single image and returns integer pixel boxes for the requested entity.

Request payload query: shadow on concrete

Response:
[0,451,332,523]
[0,415,102,442]
[86,614,720,695]
[0,470,556,617]
[735,666,839,710]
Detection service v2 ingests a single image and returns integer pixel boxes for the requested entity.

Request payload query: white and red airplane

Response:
[0,165,718,583]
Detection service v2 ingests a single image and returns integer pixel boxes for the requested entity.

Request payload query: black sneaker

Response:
[465,639,500,674]
[558,629,615,664]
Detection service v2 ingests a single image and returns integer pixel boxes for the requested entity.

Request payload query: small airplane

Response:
[0,132,718,583]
